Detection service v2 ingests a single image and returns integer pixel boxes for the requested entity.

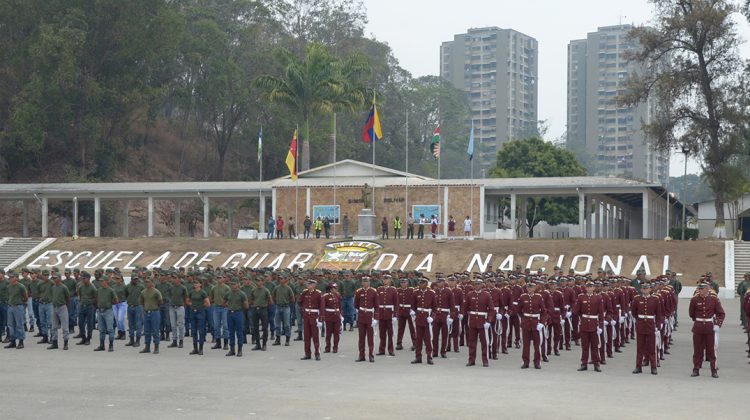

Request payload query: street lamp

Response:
[680,146,690,240]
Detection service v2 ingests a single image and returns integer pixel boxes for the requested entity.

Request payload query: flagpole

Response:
[259,125,263,238]
[470,152,474,240]
[371,95,376,213]
[333,112,337,238]
[437,125,441,238]
[295,124,299,240]
[405,109,409,226]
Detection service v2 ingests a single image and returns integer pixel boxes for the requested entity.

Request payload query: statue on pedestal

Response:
[361,183,372,209]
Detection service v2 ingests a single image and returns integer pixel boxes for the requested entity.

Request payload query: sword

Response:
[483,322,491,362]
[714,329,720,351]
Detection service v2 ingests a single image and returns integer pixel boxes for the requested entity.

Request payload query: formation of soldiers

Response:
[0,265,732,377]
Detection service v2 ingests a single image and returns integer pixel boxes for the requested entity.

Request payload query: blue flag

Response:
[467,121,474,161]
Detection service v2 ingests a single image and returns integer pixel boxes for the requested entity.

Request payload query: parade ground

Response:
[1,302,746,420]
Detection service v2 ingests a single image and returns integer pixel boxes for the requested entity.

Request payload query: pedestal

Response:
[355,209,377,240]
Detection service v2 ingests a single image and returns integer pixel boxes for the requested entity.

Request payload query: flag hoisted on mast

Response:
[467,121,475,238]
[285,128,299,237]
[362,93,382,209]
[432,124,441,235]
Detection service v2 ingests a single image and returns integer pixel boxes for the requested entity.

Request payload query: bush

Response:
[669,227,699,240]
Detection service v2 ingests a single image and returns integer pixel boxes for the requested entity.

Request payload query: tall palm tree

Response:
[255,42,369,170]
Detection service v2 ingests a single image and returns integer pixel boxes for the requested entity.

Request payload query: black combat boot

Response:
[16,340,24,349]
[37,336,49,344]
[63,340,68,350]
[237,346,243,357]
[4,340,16,349]
[168,340,178,348]
[134,337,141,348]
[178,340,183,348]
[198,343,204,355]
[140,344,151,354]
[125,337,134,347]
[47,340,59,350]
[272,336,281,346]
[212,338,222,349]
[226,345,236,357]
[190,343,199,355]
[223,340,228,350]
[285,336,290,346]
[294,332,303,341]
[94,341,106,351]
[108,340,114,352]
[153,344,159,354]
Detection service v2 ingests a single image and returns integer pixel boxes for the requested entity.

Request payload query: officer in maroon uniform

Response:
[631,282,663,375]
[354,277,379,362]
[431,277,454,358]
[514,281,547,369]
[410,278,436,365]
[322,282,342,353]
[463,279,494,367]
[297,279,324,361]
[573,281,604,372]
[688,283,725,378]
[376,274,398,357]
[396,278,416,351]
[447,276,464,352]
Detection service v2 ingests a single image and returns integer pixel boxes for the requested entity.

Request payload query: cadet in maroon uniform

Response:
[597,281,614,363]
[611,278,628,352]
[431,278,454,358]
[573,281,604,372]
[631,282,663,375]
[376,274,398,356]
[410,278,436,365]
[396,278,416,351]
[447,276,464,352]
[464,279,494,367]
[547,280,565,356]
[297,279,324,361]
[514,281,547,369]
[507,275,523,349]
[487,278,503,360]
[498,279,512,354]
[322,283,342,353]
[354,277,379,362]
[688,283,725,378]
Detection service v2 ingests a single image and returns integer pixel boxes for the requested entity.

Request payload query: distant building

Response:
[441,27,538,175]
[566,24,669,185]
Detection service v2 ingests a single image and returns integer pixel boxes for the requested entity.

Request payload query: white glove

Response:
[483,322,490,330]
[447,317,454,325]
[619,317,625,324]
[409,310,416,317]
[565,311,572,319]
[427,316,433,324]
[392,317,398,325]
[371,319,378,328]
[713,325,720,332]
[504,313,510,320]
[496,313,501,321]
[316,321,323,328]
[536,323,544,332]
[458,314,464,320]
[597,327,603,335]
[603,320,609,327]
[564,304,570,310]
[654,328,659,335]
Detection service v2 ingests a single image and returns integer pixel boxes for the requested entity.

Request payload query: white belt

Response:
[305,309,319,313]
[417,308,431,313]
[512,302,519,305]
[582,314,599,319]
[325,308,339,312]
[523,313,540,318]
[439,308,450,313]
[695,317,713,322]
[638,315,655,320]
[379,305,394,309]
[615,305,621,308]
[454,305,461,310]
[358,307,374,312]
[469,311,487,316]
[399,304,411,308]
[554,308,561,312]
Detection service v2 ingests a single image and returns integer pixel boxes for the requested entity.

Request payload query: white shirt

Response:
[463,219,472,232]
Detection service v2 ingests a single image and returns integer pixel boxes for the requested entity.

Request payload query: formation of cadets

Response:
[0,265,732,377]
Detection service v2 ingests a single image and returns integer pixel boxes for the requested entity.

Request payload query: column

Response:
[203,195,210,238]
[123,200,129,237]
[228,199,234,238]
[147,197,154,237]
[73,198,78,237]
[592,198,599,239]
[479,186,486,238]
[578,191,585,238]
[22,200,29,237]
[259,195,266,234]
[510,193,517,240]
[642,191,650,239]
[94,197,101,237]
[305,188,311,218]
[443,186,449,236]
[41,197,49,237]
[175,201,181,237]
[608,204,615,239]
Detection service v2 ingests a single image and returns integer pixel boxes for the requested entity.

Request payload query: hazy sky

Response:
[363,0,750,177]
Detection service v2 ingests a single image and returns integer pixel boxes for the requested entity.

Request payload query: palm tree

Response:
[255,42,369,170]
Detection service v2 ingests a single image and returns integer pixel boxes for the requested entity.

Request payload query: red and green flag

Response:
[431,125,440,158]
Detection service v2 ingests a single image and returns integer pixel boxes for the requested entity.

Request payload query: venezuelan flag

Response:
[362,103,382,143]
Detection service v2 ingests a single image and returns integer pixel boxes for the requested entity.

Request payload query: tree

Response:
[621,0,750,238]
[490,137,587,237]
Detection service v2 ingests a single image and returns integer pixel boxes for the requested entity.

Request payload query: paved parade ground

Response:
[2,302,747,420]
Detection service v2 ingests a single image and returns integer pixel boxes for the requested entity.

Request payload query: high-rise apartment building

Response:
[441,27,538,175]
[567,24,668,184]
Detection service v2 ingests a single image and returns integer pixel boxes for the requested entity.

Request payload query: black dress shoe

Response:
[632,368,642,374]
[396,345,403,350]
[711,371,719,378]
[389,352,395,356]
[315,355,320,361]
[651,369,658,375]
[369,355,375,363]
[691,370,699,377]
[466,362,475,366]
[411,359,422,364]
[482,362,489,367]
[427,359,434,365]
[577,365,588,371]
[300,356,311,360]
[376,352,385,356]
[520,364,529,369]
[594,365,601,372]
[355,357,366,362]
[534,364,541,370]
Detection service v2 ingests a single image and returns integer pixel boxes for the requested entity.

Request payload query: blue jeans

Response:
[26,298,36,326]
[31,298,39,328]
[127,305,144,338]
[295,304,303,334]
[267,227,274,239]
[78,304,95,340]
[68,297,79,330]
[342,297,355,326]
[159,302,171,334]
[274,305,291,337]
[114,302,127,332]
[189,309,207,344]
[38,302,52,336]
[0,303,7,336]
[227,309,245,347]
[97,308,116,342]
[268,304,277,334]
[211,305,228,340]
[143,310,161,345]
[9,305,25,341]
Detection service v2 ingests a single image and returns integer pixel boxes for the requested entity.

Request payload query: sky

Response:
[363,0,750,177]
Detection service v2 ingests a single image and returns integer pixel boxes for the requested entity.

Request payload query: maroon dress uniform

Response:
[612,286,628,349]
[432,285,455,357]
[411,286,437,362]
[322,290,342,353]
[514,291,547,368]
[744,291,750,354]
[598,291,614,362]
[626,286,637,340]
[463,287,494,366]
[488,285,503,359]
[354,286,380,360]
[548,289,565,355]
[688,293,725,372]
[573,292,604,368]
[572,284,585,343]
[297,288,324,358]
[562,285,577,349]
[499,286,512,354]
[449,285,464,352]
[508,284,523,348]
[396,286,416,350]
[376,284,399,355]
[631,293,663,372]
